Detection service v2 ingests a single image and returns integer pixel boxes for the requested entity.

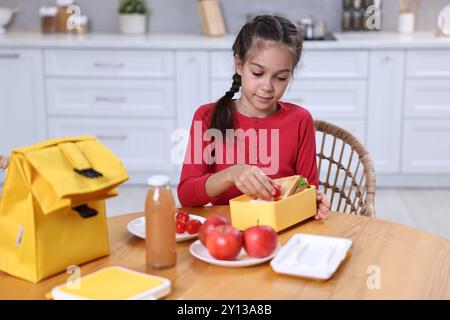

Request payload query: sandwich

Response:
[294,176,311,194]
[272,175,301,200]
[251,175,311,203]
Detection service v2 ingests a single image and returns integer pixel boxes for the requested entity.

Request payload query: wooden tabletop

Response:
[1,206,450,300]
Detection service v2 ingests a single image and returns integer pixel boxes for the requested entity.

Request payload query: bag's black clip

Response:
[74,168,103,178]
[73,204,98,218]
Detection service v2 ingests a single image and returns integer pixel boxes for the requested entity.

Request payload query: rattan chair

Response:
[314,119,376,217]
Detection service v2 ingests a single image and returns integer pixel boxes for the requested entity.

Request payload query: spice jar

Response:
[352,10,362,31]
[342,11,352,31]
[56,0,75,33]
[39,7,57,34]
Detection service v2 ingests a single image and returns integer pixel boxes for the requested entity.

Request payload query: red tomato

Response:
[176,211,190,223]
[198,214,228,246]
[186,219,202,234]
[273,184,281,200]
[206,224,243,260]
[243,225,278,258]
[176,220,187,234]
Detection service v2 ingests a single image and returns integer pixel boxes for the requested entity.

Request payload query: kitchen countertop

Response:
[0,31,450,50]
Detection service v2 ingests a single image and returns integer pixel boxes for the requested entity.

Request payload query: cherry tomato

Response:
[176,211,190,223]
[186,219,202,235]
[176,220,187,234]
[273,184,281,200]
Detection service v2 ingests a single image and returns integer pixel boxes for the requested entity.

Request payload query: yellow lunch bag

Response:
[0,136,129,283]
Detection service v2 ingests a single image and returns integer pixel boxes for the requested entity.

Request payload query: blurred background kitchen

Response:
[1,0,450,240]
[1,0,449,33]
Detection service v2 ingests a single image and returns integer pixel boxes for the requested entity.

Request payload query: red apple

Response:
[243,225,278,258]
[206,224,243,260]
[198,214,228,246]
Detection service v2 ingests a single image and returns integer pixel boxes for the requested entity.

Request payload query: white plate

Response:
[189,240,280,267]
[127,214,206,243]
[438,4,450,35]
[270,233,352,280]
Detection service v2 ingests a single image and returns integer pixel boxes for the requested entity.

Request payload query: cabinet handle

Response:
[0,53,19,59]
[95,97,127,103]
[96,134,128,141]
[93,62,125,69]
[383,56,391,62]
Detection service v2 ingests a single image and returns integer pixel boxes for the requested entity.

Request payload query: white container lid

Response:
[39,7,58,16]
[147,175,170,187]
[56,0,75,7]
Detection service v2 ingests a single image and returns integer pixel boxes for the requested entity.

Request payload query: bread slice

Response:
[272,175,301,199]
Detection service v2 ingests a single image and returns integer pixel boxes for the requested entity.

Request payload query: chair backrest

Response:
[314,120,376,217]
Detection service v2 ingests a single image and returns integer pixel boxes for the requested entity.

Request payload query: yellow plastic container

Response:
[229,186,317,232]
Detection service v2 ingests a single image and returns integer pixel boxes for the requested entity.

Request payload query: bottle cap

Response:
[147,175,170,187]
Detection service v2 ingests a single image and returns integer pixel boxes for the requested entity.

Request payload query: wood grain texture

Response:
[1,206,449,299]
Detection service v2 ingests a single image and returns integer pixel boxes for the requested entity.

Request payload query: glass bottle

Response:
[145,175,177,269]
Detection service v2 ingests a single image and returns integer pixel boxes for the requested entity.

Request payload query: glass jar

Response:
[56,0,75,33]
[39,7,57,34]
[352,10,362,31]
[342,11,352,31]
[69,15,88,33]
[343,0,353,10]
[145,175,177,269]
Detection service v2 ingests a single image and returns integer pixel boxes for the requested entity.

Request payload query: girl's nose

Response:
[261,77,274,92]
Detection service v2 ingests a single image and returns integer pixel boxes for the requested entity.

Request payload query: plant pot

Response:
[398,12,415,34]
[119,14,147,35]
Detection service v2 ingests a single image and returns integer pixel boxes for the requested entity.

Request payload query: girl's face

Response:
[235,41,294,116]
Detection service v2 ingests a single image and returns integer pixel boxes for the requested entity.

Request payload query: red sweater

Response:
[177,101,318,207]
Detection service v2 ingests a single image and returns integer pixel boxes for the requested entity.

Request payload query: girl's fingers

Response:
[248,174,273,200]
[318,205,329,220]
[321,195,331,208]
[235,180,254,198]
[254,172,276,197]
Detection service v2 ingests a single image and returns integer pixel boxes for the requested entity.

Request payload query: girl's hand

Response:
[228,164,276,201]
[315,189,330,220]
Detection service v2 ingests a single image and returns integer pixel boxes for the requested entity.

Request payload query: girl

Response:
[178,15,329,220]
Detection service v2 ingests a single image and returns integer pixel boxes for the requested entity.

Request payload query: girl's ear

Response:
[234,55,243,76]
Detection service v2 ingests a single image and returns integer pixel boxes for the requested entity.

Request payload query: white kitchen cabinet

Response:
[404,79,450,118]
[176,51,209,132]
[284,80,367,119]
[367,50,405,174]
[175,51,210,178]
[406,50,450,78]
[402,120,450,173]
[45,49,175,78]
[48,118,177,181]
[46,78,175,117]
[0,49,45,154]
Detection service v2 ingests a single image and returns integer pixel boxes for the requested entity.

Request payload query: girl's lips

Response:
[256,95,273,103]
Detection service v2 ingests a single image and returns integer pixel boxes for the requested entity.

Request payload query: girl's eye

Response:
[278,77,288,81]
[252,72,262,77]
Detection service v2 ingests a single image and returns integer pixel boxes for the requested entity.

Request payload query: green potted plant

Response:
[118,0,149,35]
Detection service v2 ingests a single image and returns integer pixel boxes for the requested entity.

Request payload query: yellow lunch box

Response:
[229,186,317,232]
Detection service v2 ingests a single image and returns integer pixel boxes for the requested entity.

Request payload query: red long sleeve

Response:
[177,106,219,207]
[177,102,318,206]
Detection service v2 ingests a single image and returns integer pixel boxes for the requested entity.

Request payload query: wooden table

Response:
[1,206,450,300]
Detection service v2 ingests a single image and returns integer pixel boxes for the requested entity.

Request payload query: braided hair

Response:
[210,15,304,138]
